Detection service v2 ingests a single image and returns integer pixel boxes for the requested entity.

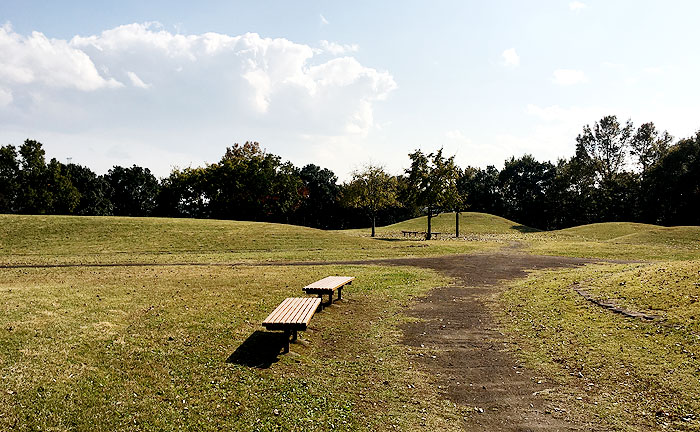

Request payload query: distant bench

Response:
[303,276,355,307]
[401,230,443,239]
[262,297,321,353]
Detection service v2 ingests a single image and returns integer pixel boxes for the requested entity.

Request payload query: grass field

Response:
[0,215,497,266]
[499,261,700,430]
[2,213,700,430]
[0,261,468,430]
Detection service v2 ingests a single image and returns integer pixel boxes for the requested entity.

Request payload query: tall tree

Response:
[344,164,398,237]
[207,142,302,222]
[64,164,113,216]
[157,167,209,218]
[296,164,340,229]
[0,145,19,213]
[406,148,460,239]
[498,155,555,229]
[630,122,673,174]
[642,132,700,225]
[45,159,80,214]
[16,139,51,213]
[106,165,160,217]
[457,166,502,216]
[575,115,634,184]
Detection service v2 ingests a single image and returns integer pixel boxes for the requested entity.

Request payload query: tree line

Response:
[1,115,699,232]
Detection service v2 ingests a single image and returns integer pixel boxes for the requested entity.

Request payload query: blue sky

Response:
[2,1,699,179]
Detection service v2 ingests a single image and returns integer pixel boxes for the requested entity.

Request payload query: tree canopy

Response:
[2,114,699,231]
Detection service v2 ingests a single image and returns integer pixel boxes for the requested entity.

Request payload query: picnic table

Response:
[262,297,321,353]
[303,276,355,307]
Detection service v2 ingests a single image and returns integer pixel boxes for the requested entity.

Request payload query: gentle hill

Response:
[554,222,700,247]
[0,214,493,265]
[555,222,657,241]
[614,226,700,248]
[346,212,537,236]
[530,221,700,260]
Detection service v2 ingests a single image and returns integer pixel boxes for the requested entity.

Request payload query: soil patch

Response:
[381,251,601,431]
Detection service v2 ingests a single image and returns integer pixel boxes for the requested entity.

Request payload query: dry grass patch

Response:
[0,263,464,431]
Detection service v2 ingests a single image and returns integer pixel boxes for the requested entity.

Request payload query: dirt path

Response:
[379,251,599,431]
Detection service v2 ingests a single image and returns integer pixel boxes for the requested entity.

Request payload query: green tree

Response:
[630,122,673,174]
[45,159,80,214]
[344,164,398,237]
[575,115,634,184]
[498,155,555,229]
[457,165,503,216]
[296,164,340,229]
[157,166,209,218]
[208,142,302,222]
[106,165,160,217]
[16,139,51,213]
[0,145,19,213]
[65,163,113,215]
[642,132,700,225]
[406,148,460,239]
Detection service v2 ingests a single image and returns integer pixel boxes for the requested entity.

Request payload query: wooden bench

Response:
[303,276,355,307]
[401,230,442,239]
[262,297,321,353]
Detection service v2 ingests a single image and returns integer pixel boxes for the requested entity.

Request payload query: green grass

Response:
[343,211,538,237]
[0,214,497,266]
[0,263,471,431]
[524,222,700,261]
[498,262,700,431]
[3,213,700,430]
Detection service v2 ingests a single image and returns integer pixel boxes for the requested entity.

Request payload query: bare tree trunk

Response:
[371,214,376,237]
[426,209,432,240]
[455,211,460,238]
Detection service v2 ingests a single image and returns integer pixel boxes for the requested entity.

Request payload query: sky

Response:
[2,1,700,180]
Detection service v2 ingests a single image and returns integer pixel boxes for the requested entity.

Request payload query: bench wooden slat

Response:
[262,297,321,329]
[289,298,317,325]
[263,297,293,324]
[303,276,355,292]
[268,297,305,325]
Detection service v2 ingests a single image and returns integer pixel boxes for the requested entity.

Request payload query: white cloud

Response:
[501,48,520,67]
[127,71,151,89]
[0,22,397,177]
[569,1,586,12]
[320,40,359,55]
[552,69,588,86]
[320,14,329,25]
[0,23,122,91]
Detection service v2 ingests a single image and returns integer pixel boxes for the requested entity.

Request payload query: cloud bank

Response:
[0,22,396,175]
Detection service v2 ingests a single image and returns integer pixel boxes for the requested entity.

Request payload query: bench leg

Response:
[291,329,298,342]
[283,330,290,353]
[338,287,342,301]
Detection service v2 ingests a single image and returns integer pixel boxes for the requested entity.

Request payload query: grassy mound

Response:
[346,212,536,237]
[0,215,494,266]
[556,222,657,241]
[615,226,700,248]
[530,222,700,260]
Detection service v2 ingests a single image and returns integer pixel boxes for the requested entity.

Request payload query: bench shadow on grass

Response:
[226,330,286,369]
